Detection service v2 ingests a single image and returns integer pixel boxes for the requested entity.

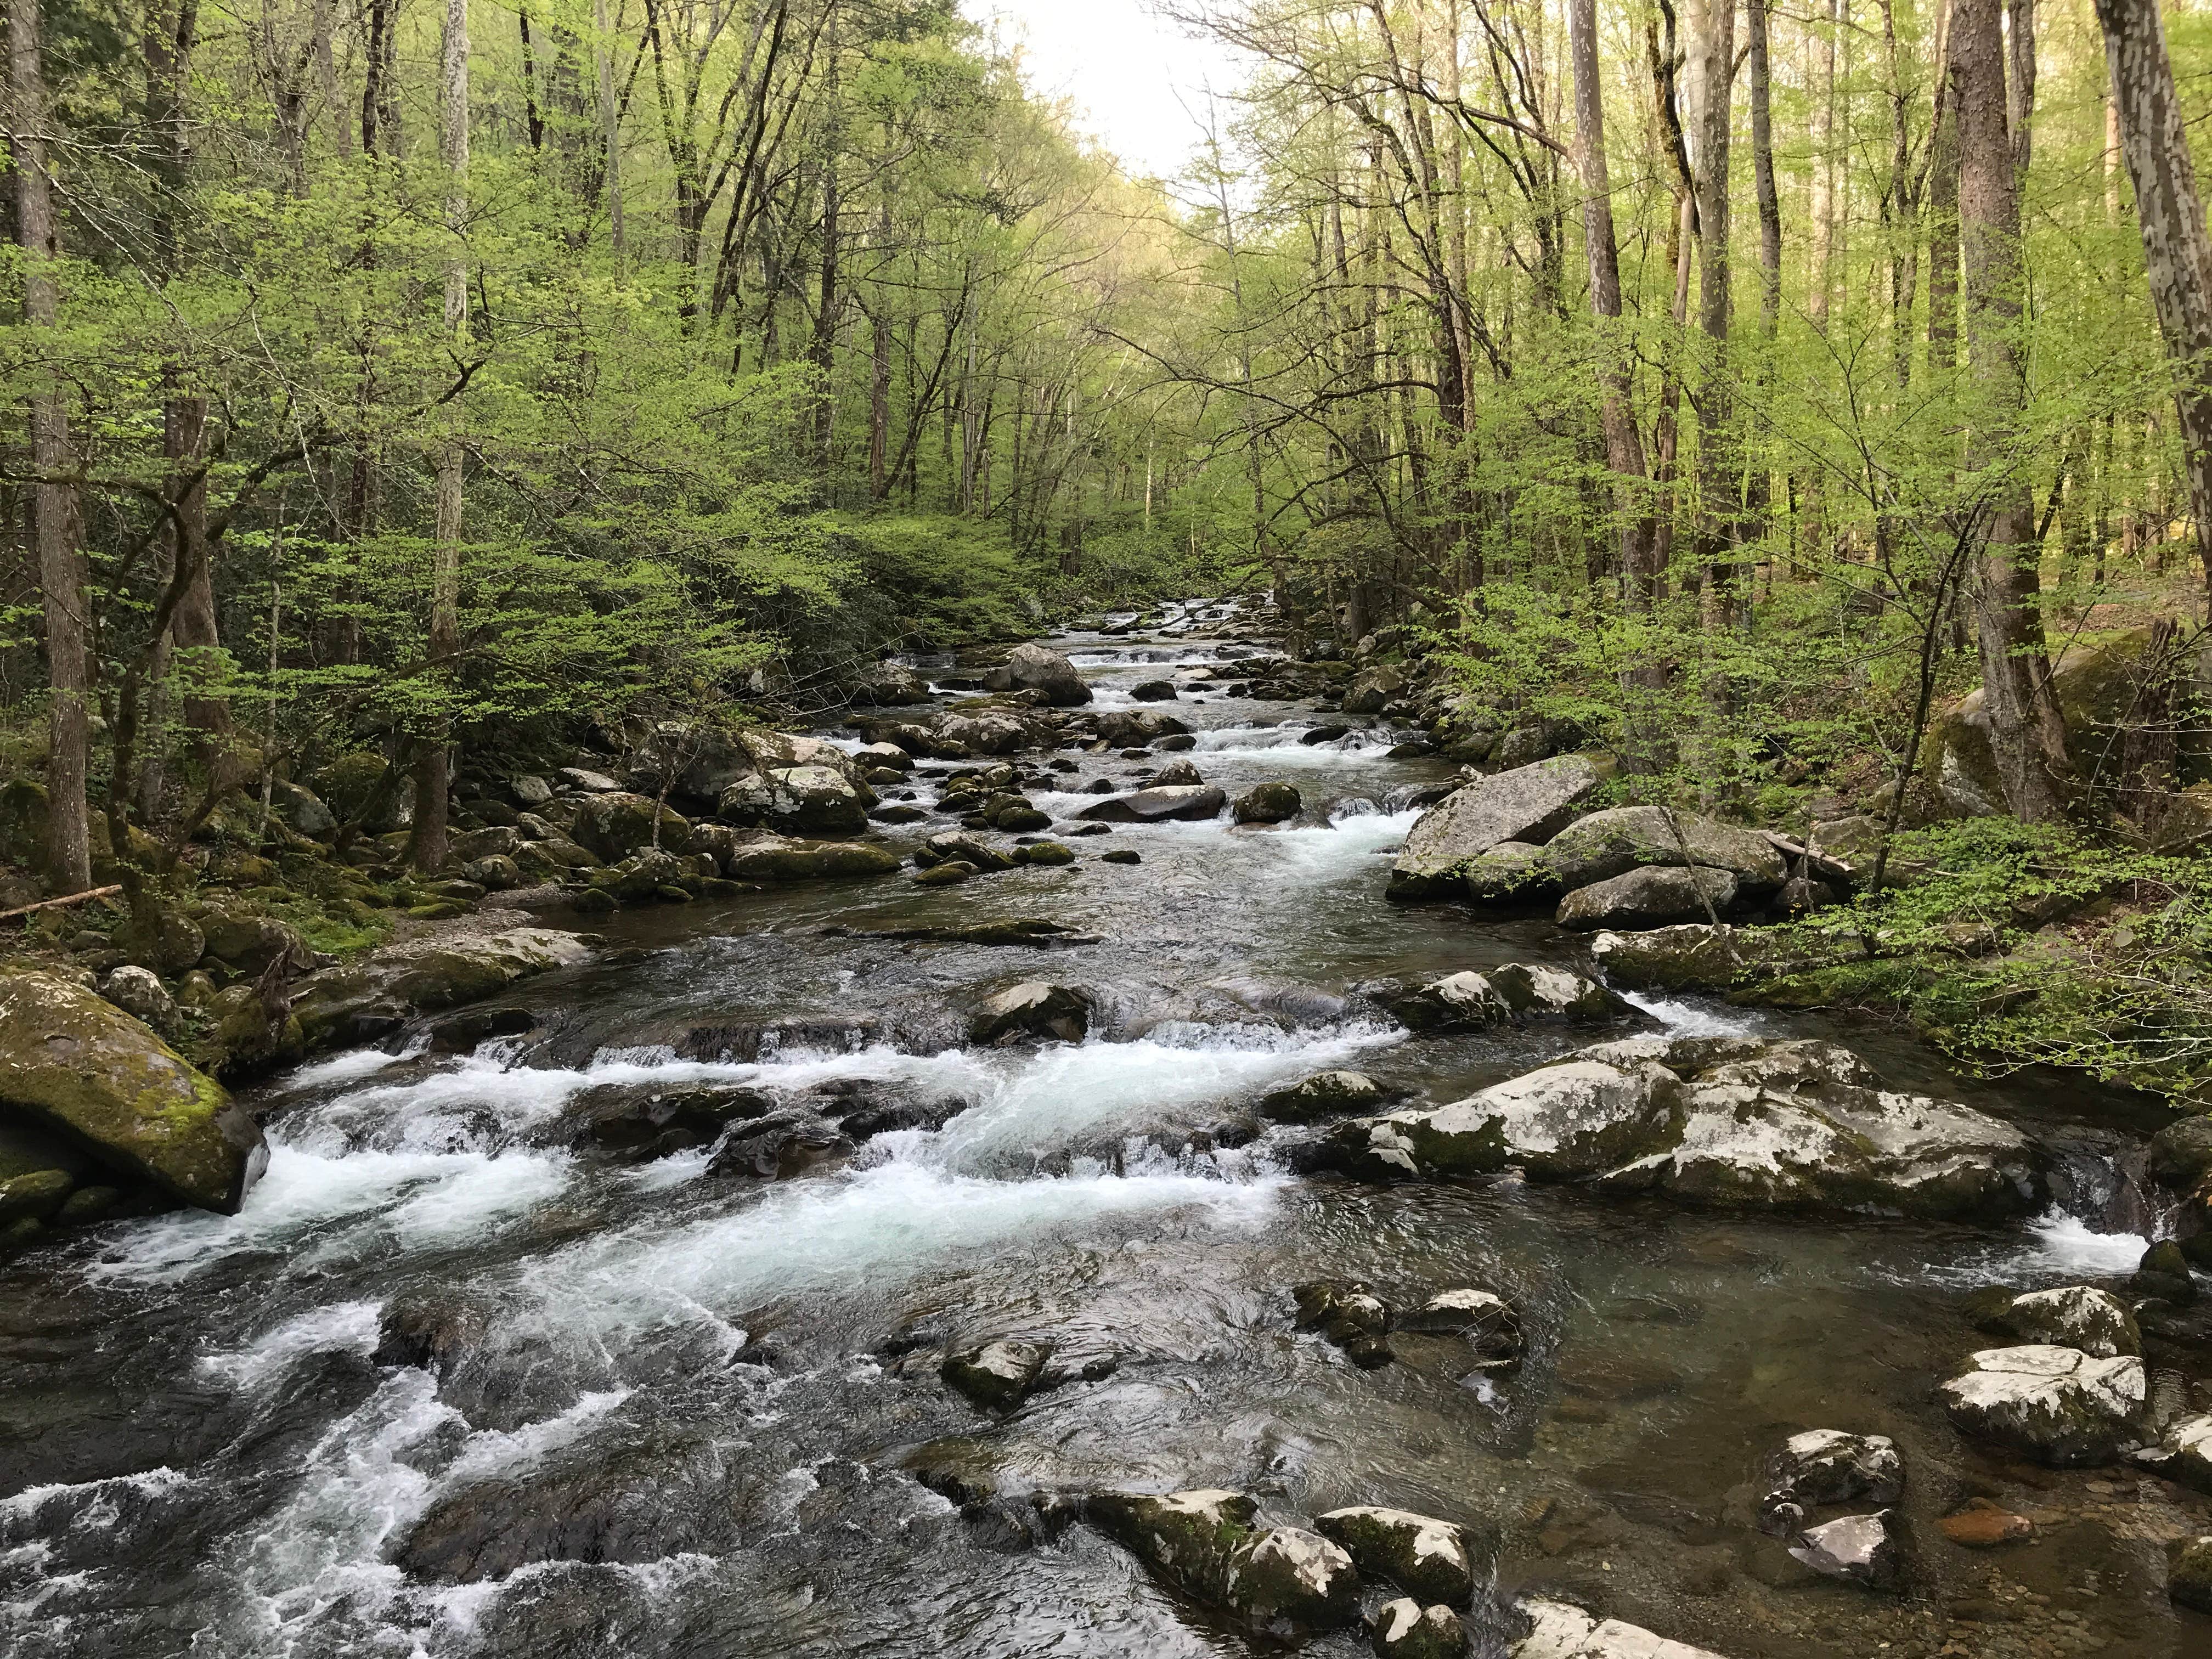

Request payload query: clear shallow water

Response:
[5,602,2210,1658]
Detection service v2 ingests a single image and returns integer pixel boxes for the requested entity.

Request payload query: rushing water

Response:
[5,599,2209,1658]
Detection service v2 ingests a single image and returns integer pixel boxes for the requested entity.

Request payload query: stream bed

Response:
[5,602,2211,1658]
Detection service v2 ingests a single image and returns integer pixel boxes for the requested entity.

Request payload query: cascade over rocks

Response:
[1386,756,1603,900]
[0,968,264,1214]
[1304,1035,2044,1220]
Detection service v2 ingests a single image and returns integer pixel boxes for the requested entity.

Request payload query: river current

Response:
[3,601,2207,1657]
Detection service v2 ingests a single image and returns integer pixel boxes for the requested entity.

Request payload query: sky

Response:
[958,1,1254,183]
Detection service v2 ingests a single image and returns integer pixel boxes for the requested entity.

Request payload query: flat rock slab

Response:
[1386,757,1602,901]
[1514,1598,1729,1658]
[1939,1345,2146,1466]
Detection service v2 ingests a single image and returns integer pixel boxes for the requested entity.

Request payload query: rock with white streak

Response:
[1972,1285,2141,1358]
[1086,1489,1362,1638]
[1939,1345,2146,1466]
[1760,1430,1905,1517]
[1315,1505,1494,1604]
[1787,1509,1908,1594]
[1387,963,1646,1033]
[1372,1598,1469,1659]
[1512,1599,1729,1659]
[2131,1413,2212,1493]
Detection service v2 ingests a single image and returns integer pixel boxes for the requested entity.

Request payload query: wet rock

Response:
[572,791,690,860]
[870,803,930,825]
[1342,664,1408,716]
[1130,679,1178,701]
[916,830,1018,872]
[1387,756,1603,901]
[970,982,1091,1045]
[1314,1505,1491,1604]
[716,765,876,837]
[2149,1115,2212,1186]
[1309,1035,2042,1221]
[984,642,1092,706]
[1302,723,1353,746]
[1234,781,1302,824]
[1388,963,1641,1032]
[2133,1239,2198,1305]
[1511,1598,1726,1658]
[572,1081,774,1157]
[1969,1285,2141,1358]
[1462,840,1554,905]
[941,1338,1053,1410]
[1397,1289,1522,1362]
[1939,1345,2146,1465]
[1145,758,1205,788]
[2170,1534,2212,1612]
[1293,1280,1394,1367]
[1100,849,1142,866]
[1556,866,1739,931]
[0,967,264,1214]
[720,837,901,881]
[99,965,177,1032]
[1787,1509,1906,1594]
[1091,708,1190,748]
[704,1111,851,1179]
[1258,1070,1386,1123]
[2130,1413,2212,1493]
[820,918,1099,948]
[1016,841,1075,867]
[1075,783,1225,823]
[1534,806,1787,898]
[1938,1498,2034,1546]
[373,1294,489,1374]
[1088,1489,1361,1638]
[853,662,931,706]
[1759,1430,1905,1521]
[1372,1599,1468,1659]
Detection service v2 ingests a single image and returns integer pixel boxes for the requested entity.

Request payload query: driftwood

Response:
[0,884,123,924]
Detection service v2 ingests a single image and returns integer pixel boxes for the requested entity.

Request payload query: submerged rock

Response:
[0,968,264,1214]
[1939,1345,2146,1465]
[1511,1598,1728,1658]
[1937,1498,2034,1547]
[1387,963,1641,1032]
[970,982,1091,1045]
[1787,1510,1907,1594]
[373,1294,489,1375]
[704,1111,851,1179]
[1086,1489,1362,1638]
[1387,757,1602,901]
[1257,1070,1387,1123]
[1314,1505,1492,1604]
[2130,1413,2212,1493]
[1293,1280,1394,1367]
[1306,1035,2042,1221]
[1757,1432,1903,1537]
[1372,1599,1469,1659]
[941,1339,1053,1411]
[1397,1289,1522,1363]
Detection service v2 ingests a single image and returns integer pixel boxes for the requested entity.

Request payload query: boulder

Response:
[1130,679,1178,702]
[1533,806,1787,896]
[291,928,592,1050]
[916,831,1018,872]
[1787,1510,1906,1594]
[100,965,177,1032]
[1257,1070,1386,1123]
[270,780,336,837]
[1462,840,1553,905]
[1388,964,1641,1032]
[0,1118,97,1229]
[111,905,206,975]
[716,765,876,837]
[450,825,520,862]
[2132,1414,2212,1494]
[1342,664,1408,716]
[2134,1239,2198,1304]
[1087,1489,1362,1638]
[1091,709,1190,748]
[1313,1505,1491,1605]
[1387,757,1602,901]
[704,1111,851,1179]
[0,968,264,1212]
[1759,1431,1905,1521]
[1512,1599,1727,1659]
[373,1294,489,1375]
[2149,1116,2212,1186]
[558,765,622,793]
[1971,1285,2140,1358]
[941,1339,1053,1411]
[2171,1535,2212,1613]
[1939,1345,2145,1465]
[573,792,691,860]
[1146,758,1206,788]
[460,854,522,891]
[986,643,1092,706]
[200,912,316,976]
[1076,784,1225,823]
[510,774,554,806]
[1307,1035,2043,1221]
[1234,782,1302,825]
[1292,1279,1394,1367]
[1396,1289,1522,1363]
[1555,866,1738,931]
[1372,1599,1468,1659]
[853,662,931,706]
[721,838,902,882]
[971,983,1091,1045]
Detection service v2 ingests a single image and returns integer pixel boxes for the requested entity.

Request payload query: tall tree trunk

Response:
[1954,0,2070,820]
[413,0,469,873]
[1692,0,1739,620]
[1927,54,1961,369]
[12,0,89,889]
[1569,0,1657,596]
[595,0,624,259]
[2094,0,2212,602]
[1809,0,1840,330]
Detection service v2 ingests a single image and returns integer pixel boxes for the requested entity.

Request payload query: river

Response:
[3,600,2207,1658]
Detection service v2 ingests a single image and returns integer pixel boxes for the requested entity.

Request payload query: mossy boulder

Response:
[573,792,691,861]
[0,777,49,871]
[112,905,208,975]
[0,967,265,1212]
[291,927,593,1049]
[722,837,901,882]
[1313,1505,1493,1605]
[1086,1489,1362,1638]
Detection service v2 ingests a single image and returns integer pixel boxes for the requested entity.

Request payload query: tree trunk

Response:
[1954,0,2070,821]
[413,0,469,873]
[12,0,90,890]
[1692,0,1739,620]
[2094,0,2212,603]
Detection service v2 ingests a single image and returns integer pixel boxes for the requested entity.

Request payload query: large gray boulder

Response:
[1388,963,1644,1032]
[2132,1414,2212,1493]
[721,837,901,882]
[985,643,1092,706]
[1313,1505,1491,1604]
[1513,1599,1728,1659]
[292,928,594,1051]
[1533,805,1787,896]
[1307,1035,2043,1221]
[1092,708,1191,748]
[1938,1345,2146,1465]
[1973,1285,2141,1358]
[717,764,876,836]
[0,968,266,1214]
[1076,784,1225,823]
[853,661,931,706]
[1086,1489,1362,1638]
[1555,866,1738,931]
[1373,1599,1469,1659]
[1387,757,1602,901]
[573,791,691,860]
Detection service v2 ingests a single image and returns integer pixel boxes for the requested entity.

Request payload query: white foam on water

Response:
[2012,1209,2153,1277]
[0,1466,193,1529]
[1619,992,1764,1038]
[1189,726,1403,764]
[200,1301,383,1390]
[281,1046,409,1088]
